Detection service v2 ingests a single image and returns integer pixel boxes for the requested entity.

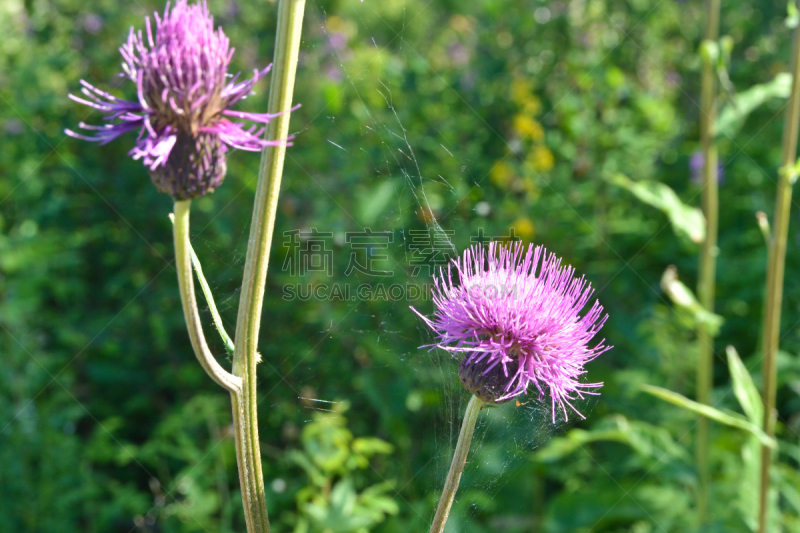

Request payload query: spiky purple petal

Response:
[66,0,292,199]
[412,241,610,422]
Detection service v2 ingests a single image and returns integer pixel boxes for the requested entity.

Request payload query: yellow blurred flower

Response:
[326,15,357,38]
[521,176,540,199]
[511,78,533,104]
[526,145,554,172]
[490,160,514,188]
[450,14,475,33]
[512,115,544,143]
[326,16,343,34]
[523,96,541,116]
[511,217,536,240]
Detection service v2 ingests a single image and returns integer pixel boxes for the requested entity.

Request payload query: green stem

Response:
[189,242,235,355]
[170,212,235,355]
[758,7,800,532]
[429,395,485,533]
[230,1,306,532]
[696,0,720,524]
[173,200,241,393]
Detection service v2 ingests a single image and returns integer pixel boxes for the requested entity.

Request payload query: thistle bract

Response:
[458,355,520,405]
[413,241,610,421]
[66,0,287,199]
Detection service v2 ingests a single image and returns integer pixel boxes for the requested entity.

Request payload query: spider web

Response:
[188,0,598,528]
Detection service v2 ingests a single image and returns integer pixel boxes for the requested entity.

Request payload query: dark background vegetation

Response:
[1,0,799,531]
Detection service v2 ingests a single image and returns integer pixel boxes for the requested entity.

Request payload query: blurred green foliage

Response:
[283,401,398,533]
[1,0,800,532]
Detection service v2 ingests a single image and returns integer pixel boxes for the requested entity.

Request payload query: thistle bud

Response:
[458,356,519,405]
[149,132,227,200]
[66,1,288,199]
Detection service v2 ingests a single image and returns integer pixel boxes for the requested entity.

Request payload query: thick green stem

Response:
[173,200,242,393]
[230,1,306,532]
[758,7,800,532]
[696,0,720,524]
[429,395,485,533]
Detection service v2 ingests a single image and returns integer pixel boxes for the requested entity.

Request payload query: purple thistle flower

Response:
[412,241,610,422]
[66,0,292,199]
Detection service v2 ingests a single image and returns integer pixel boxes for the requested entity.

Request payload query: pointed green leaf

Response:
[640,384,776,448]
[352,437,394,457]
[610,174,705,243]
[660,266,724,334]
[726,345,763,425]
[534,415,690,463]
[716,73,792,137]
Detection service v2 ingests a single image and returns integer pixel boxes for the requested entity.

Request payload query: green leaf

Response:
[738,436,761,530]
[352,437,394,457]
[726,345,763,425]
[716,73,792,138]
[699,40,719,64]
[329,478,358,517]
[788,1,800,29]
[778,462,800,514]
[660,266,724,335]
[534,414,690,464]
[610,173,705,243]
[286,450,327,488]
[640,384,776,448]
[358,181,396,226]
[358,481,400,517]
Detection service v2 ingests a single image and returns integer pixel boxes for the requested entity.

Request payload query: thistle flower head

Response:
[66,0,290,199]
[413,241,610,421]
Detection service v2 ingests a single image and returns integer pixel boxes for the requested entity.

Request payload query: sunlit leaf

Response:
[739,437,761,530]
[660,266,723,335]
[640,384,776,448]
[610,173,705,243]
[534,414,690,463]
[352,437,394,456]
[726,345,763,424]
[788,1,800,29]
[358,481,400,517]
[716,73,792,137]
[358,181,396,226]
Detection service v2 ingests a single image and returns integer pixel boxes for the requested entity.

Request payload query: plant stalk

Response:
[230,1,306,532]
[758,6,800,532]
[429,395,485,533]
[696,0,720,524]
[173,200,242,394]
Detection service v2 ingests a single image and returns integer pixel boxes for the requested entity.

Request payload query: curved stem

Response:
[173,200,242,394]
[758,6,800,532]
[696,0,720,524]
[230,1,306,532]
[429,395,485,533]
[170,211,236,355]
